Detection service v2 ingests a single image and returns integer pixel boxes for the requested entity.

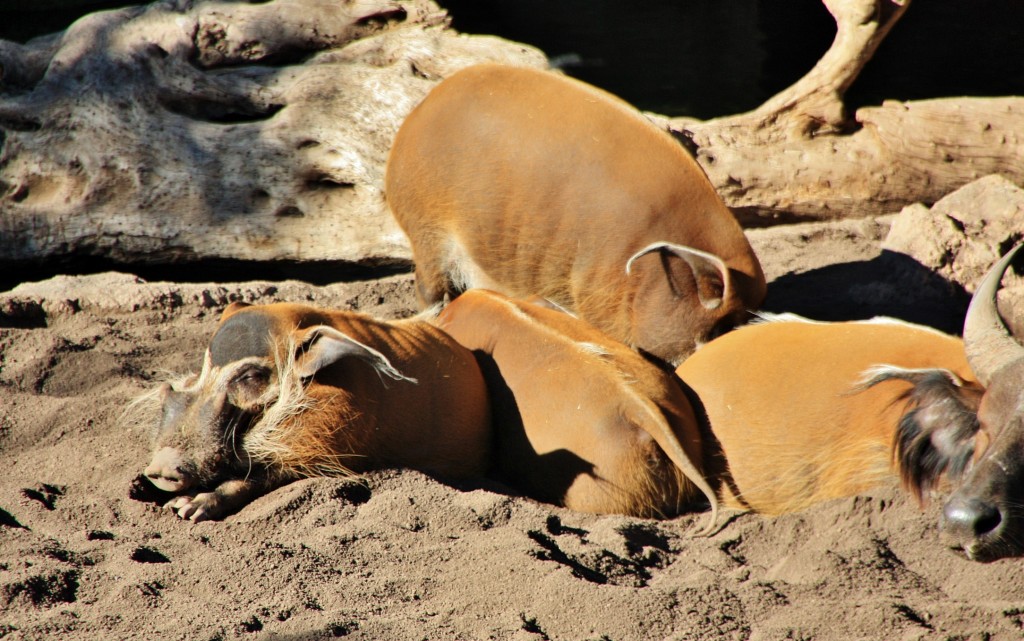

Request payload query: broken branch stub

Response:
[679,0,1024,225]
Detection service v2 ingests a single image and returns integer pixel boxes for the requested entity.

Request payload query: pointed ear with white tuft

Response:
[294,326,418,384]
[626,242,732,310]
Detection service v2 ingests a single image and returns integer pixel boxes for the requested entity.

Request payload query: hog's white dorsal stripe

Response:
[752,311,953,338]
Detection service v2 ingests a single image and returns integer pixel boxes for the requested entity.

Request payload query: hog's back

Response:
[676,319,974,513]
[385,64,758,311]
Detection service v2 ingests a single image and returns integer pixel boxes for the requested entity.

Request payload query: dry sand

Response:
[2,216,1022,640]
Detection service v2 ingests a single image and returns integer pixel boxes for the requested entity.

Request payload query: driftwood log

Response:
[0,0,1020,268]
[0,0,545,268]
[676,0,1024,225]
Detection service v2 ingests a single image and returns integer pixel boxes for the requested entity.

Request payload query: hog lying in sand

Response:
[140,302,491,522]
[433,289,717,525]
[676,313,981,516]
[675,246,1024,561]
[386,63,766,365]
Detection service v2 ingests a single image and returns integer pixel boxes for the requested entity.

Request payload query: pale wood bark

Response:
[0,0,545,267]
[1,0,1020,269]
[678,0,1024,225]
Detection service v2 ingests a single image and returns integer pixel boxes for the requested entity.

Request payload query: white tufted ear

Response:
[294,326,417,384]
[626,241,731,310]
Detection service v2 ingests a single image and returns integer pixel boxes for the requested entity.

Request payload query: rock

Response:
[883,174,1024,292]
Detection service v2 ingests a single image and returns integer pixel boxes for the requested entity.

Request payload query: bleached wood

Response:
[0,0,545,266]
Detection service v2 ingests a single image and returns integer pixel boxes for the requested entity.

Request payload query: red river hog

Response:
[139,302,491,521]
[386,63,766,365]
[433,289,717,526]
[675,313,982,517]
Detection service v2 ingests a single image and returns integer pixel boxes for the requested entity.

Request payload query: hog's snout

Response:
[940,494,1007,561]
[144,447,196,493]
[943,496,1003,540]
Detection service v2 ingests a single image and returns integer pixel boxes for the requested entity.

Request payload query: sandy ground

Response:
[2,216,1023,641]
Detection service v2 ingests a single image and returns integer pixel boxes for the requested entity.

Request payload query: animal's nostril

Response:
[943,497,1003,538]
[144,448,193,492]
[145,469,179,482]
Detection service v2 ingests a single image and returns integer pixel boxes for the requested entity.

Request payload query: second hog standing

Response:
[386,64,766,366]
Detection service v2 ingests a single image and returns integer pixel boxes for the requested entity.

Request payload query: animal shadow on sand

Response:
[760,250,970,334]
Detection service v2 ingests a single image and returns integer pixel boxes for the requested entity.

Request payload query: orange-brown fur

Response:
[433,289,717,522]
[386,64,766,365]
[143,302,491,521]
[220,302,492,480]
[675,316,980,515]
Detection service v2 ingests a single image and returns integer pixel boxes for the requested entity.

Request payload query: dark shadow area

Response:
[760,250,971,335]
[470,350,598,507]
[846,0,1024,111]
[438,0,833,118]
[675,377,739,515]
[0,507,28,529]
[20,484,64,511]
[0,1,132,43]
[526,528,610,584]
[616,521,672,556]
[436,0,1019,118]
[328,480,372,506]
[129,546,170,564]
[0,257,414,294]
[127,474,175,506]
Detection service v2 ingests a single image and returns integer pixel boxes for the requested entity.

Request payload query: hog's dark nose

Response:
[942,496,1003,541]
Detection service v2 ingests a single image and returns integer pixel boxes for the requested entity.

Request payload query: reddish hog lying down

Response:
[386,64,766,366]
[139,302,491,522]
[676,313,981,516]
[675,244,1024,562]
[434,289,718,526]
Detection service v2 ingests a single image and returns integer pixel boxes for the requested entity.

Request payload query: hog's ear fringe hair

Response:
[242,336,361,481]
[854,365,982,503]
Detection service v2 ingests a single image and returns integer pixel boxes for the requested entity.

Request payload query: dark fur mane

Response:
[858,367,982,502]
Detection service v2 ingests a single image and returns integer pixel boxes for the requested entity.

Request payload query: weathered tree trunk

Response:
[1,0,1020,270]
[0,0,545,268]
[678,0,1024,225]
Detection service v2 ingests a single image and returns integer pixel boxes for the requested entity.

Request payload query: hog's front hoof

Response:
[164,493,221,522]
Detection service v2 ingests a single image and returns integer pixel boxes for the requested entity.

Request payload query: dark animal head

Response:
[939,245,1024,562]
[141,302,413,494]
[856,245,1024,561]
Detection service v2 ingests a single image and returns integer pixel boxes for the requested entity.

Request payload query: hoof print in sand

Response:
[86,530,115,541]
[2,569,80,608]
[21,484,65,511]
[235,615,263,634]
[128,475,174,505]
[0,507,27,529]
[130,546,170,564]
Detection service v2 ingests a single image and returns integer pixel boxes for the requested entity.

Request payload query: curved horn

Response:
[963,244,1024,386]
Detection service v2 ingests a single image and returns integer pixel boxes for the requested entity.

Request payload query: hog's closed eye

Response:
[232,367,269,385]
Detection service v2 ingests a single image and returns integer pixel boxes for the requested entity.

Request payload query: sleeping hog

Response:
[139,302,491,521]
